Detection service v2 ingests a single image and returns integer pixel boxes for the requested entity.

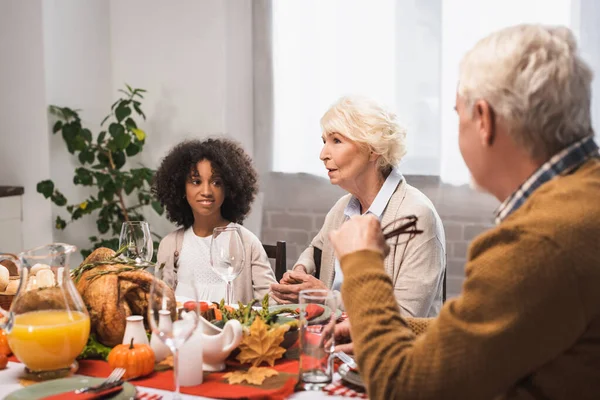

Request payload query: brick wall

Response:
[260,172,498,299]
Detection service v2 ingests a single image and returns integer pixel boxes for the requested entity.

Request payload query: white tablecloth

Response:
[0,362,345,399]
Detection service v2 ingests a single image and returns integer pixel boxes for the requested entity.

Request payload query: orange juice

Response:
[8,310,90,371]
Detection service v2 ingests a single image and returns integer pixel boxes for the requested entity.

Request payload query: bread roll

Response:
[26,275,37,291]
[0,265,9,291]
[5,277,19,294]
[31,263,51,275]
[36,269,56,288]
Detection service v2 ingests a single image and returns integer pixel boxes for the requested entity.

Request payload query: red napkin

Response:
[294,304,325,320]
[40,384,123,400]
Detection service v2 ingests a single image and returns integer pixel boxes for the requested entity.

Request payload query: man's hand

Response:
[334,319,354,354]
[270,271,328,304]
[329,215,389,261]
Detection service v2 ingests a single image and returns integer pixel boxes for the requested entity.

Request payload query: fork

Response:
[335,351,358,370]
[75,367,126,394]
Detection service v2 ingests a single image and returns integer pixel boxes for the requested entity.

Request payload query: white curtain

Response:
[272,0,583,185]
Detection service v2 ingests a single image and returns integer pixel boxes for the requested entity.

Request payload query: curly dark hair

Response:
[152,138,258,228]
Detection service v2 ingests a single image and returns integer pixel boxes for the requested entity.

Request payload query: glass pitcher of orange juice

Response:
[0,244,90,380]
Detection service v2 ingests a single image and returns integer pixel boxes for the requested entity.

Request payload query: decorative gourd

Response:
[0,353,7,370]
[0,329,11,356]
[107,338,155,379]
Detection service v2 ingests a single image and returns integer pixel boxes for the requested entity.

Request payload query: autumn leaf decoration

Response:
[224,366,279,385]
[237,317,289,367]
[225,317,289,385]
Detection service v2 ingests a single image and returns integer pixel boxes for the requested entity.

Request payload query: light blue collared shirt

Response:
[331,168,404,291]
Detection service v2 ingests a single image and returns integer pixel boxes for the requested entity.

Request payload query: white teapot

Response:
[199,316,243,372]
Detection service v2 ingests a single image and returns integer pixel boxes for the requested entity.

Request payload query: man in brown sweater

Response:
[329,24,600,399]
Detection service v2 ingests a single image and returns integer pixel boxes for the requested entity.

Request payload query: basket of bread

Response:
[0,255,20,310]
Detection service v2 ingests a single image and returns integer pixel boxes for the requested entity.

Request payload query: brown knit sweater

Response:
[341,158,600,400]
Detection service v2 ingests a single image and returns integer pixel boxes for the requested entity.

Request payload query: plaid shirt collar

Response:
[495,135,600,224]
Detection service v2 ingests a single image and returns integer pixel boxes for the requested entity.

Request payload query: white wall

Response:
[0,0,54,249]
[43,0,113,263]
[109,0,255,238]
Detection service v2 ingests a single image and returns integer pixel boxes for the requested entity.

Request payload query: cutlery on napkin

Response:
[39,384,123,400]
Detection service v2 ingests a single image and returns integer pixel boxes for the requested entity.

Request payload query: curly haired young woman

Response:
[153,138,276,303]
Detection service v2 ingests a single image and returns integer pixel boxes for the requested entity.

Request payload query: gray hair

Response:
[458,24,594,160]
[321,95,407,171]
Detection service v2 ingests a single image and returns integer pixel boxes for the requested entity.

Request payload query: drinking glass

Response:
[148,268,199,399]
[119,221,153,265]
[298,289,337,391]
[210,225,244,305]
[0,244,90,381]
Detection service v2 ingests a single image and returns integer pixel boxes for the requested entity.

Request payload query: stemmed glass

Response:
[119,221,153,265]
[210,225,245,305]
[148,269,199,399]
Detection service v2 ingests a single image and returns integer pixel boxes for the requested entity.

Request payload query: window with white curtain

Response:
[272,0,575,185]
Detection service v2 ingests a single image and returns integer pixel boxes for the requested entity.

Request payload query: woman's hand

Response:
[279,265,308,285]
[270,270,328,304]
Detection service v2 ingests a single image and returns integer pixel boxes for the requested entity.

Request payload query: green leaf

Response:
[81,128,93,143]
[131,128,146,142]
[103,180,117,200]
[151,200,164,216]
[52,120,63,133]
[89,236,98,242]
[72,135,87,152]
[124,179,136,195]
[51,191,67,206]
[55,216,67,230]
[78,150,95,165]
[125,118,137,130]
[112,151,126,169]
[126,83,133,93]
[115,104,131,122]
[97,218,110,234]
[97,131,107,144]
[94,173,111,187]
[100,114,111,126]
[72,208,83,220]
[73,168,94,186]
[114,132,131,151]
[108,123,125,138]
[133,104,146,119]
[125,142,140,157]
[37,180,54,198]
[97,152,110,167]
[91,163,105,170]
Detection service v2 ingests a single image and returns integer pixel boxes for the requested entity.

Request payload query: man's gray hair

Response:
[458,24,594,160]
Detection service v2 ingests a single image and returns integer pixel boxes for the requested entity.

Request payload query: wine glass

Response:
[210,225,245,305]
[148,269,199,399]
[119,221,153,265]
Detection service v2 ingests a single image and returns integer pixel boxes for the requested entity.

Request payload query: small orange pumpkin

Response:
[107,338,155,379]
[0,329,11,356]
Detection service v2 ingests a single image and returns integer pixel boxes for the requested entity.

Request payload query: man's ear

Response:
[475,99,495,147]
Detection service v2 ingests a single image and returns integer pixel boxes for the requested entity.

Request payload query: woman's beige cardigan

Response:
[294,179,446,317]
[157,225,277,304]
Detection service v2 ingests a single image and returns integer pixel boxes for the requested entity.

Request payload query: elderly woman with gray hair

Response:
[270,96,446,317]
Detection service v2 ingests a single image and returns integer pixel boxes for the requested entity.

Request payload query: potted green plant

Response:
[37,85,163,258]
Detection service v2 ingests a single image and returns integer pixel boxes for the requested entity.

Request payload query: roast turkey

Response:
[75,248,176,347]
